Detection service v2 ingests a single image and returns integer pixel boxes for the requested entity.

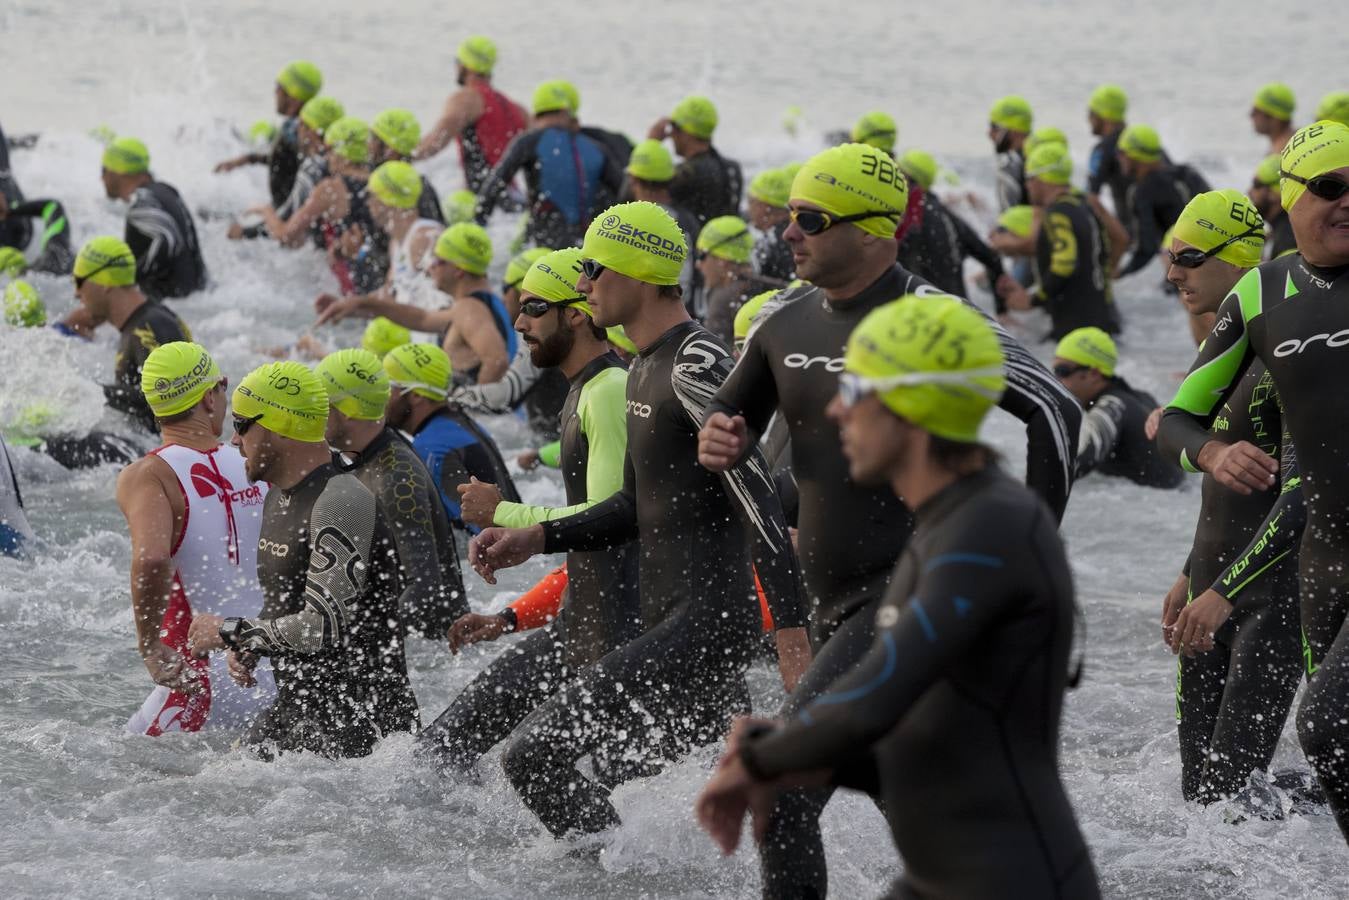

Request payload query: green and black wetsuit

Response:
[1033,190,1119,338]
[1158,252,1349,837]
[740,468,1099,900]
[3,198,72,274]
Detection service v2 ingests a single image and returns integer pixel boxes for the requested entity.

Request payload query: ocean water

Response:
[2,1,1347,897]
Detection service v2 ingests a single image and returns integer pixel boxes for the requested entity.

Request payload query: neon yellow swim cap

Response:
[1253,82,1296,121]
[325,116,370,164]
[505,247,551,289]
[371,108,420,156]
[897,150,938,191]
[989,96,1033,133]
[557,81,581,115]
[361,316,412,357]
[384,343,452,400]
[141,341,221,418]
[748,167,792,207]
[996,205,1034,238]
[697,215,754,265]
[1253,154,1281,187]
[671,95,718,140]
[0,247,25,277]
[277,60,322,102]
[791,143,908,239]
[581,201,687,286]
[1280,121,1349,210]
[1316,91,1349,127]
[1118,124,1162,163]
[74,236,137,287]
[844,294,1006,443]
[248,120,278,146]
[300,97,345,135]
[521,247,589,311]
[434,222,493,275]
[3,280,44,327]
[851,111,897,154]
[1025,142,1072,186]
[1054,327,1117,377]
[734,288,779,346]
[606,326,638,355]
[1172,189,1265,268]
[457,36,497,75]
[232,362,329,442]
[1024,126,1068,157]
[441,189,478,226]
[1088,84,1128,122]
[626,139,675,182]
[102,137,149,175]
[368,160,423,210]
[532,80,574,116]
[316,348,390,421]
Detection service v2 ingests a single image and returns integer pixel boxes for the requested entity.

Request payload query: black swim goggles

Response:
[789,207,898,236]
[73,253,134,289]
[232,412,263,436]
[1281,171,1349,203]
[1052,362,1089,378]
[580,259,607,281]
[695,226,750,261]
[1165,226,1263,269]
[519,296,588,318]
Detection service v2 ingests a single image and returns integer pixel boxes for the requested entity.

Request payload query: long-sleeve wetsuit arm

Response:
[952,208,1005,283]
[1075,393,1127,477]
[1119,184,1161,276]
[540,452,640,552]
[494,369,628,527]
[474,132,531,224]
[704,309,783,453]
[1210,433,1305,603]
[742,512,1038,778]
[372,459,462,622]
[1156,285,1255,472]
[125,200,178,286]
[230,479,378,656]
[451,344,541,414]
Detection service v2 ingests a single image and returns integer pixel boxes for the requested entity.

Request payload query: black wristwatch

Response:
[218,617,245,650]
[497,608,518,632]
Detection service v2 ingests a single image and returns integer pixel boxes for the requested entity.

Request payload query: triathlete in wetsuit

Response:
[1116,125,1210,277]
[0,197,73,274]
[1156,119,1349,837]
[1086,84,1134,234]
[652,96,743,226]
[989,96,1033,211]
[214,61,320,206]
[895,169,1005,297]
[0,121,32,252]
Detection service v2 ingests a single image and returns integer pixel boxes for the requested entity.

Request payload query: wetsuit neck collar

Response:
[1298,257,1349,284]
[281,460,335,497]
[335,426,396,471]
[569,350,623,385]
[913,465,999,524]
[824,264,907,312]
[637,319,699,357]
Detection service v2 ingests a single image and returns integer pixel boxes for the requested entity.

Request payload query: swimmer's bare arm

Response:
[315,295,453,331]
[414,88,484,161]
[455,298,510,382]
[117,458,198,692]
[254,177,348,247]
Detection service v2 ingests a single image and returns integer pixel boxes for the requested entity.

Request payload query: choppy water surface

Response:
[2,1,1347,897]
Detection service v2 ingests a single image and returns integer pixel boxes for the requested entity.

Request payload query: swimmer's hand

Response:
[1196,439,1279,496]
[226,650,258,688]
[1169,589,1230,658]
[468,525,544,585]
[315,295,363,325]
[1144,406,1163,441]
[1002,282,1033,311]
[773,627,812,693]
[516,449,540,471]
[457,477,503,530]
[186,613,226,658]
[647,117,674,141]
[213,155,248,174]
[142,642,202,695]
[226,221,246,241]
[698,412,749,472]
[447,612,510,653]
[1160,572,1188,648]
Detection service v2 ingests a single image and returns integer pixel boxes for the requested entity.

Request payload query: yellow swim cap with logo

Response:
[505,247,551,289]
[671,96,718,140]
[316,348,390,421]
[325,116,370,165]
[897,150,938,191]
[1317,91,1349,128]
[626,139,675,183]
[384,343,452,400]
[989,96,1033,133]
[791,143,908,239]
[371,108,420,156]
[369,161,423,210]
[1025,142,1072,186]
[102,137,149,175]
[1253,82,1296,121]
[277,61,322,102]
[299,97,345,135]
[3,280,45,327]
[232,362,328,442]
[141,341,221,418]
[996,205,1034,238]
[434,222,493,275]
[1088,85,1128,122]
[532,80,574,116]
[1118,124,1163,163]
[844,294,1006,443]
[748,167,792,207]
[457,36,497,75]
[851,111,897,154]
[1172,189,1265,268]
[1280,120,1349,211]
[521,247,590,313]
[74,236,137,287]
[581,201,687,286]
[1054,327,1117,377]
[697,216,754,264]
[361,316,411,357]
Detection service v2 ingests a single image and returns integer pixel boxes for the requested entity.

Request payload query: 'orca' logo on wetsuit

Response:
[1272,328,1349,357]
[783,353,846,372]
[258,538,290,558]
[627,400,653,418]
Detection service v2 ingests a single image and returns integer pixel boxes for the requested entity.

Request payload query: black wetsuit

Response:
[1156,361,1301,802]
[995,148,1028,211]
[1087,128,1132,234]
[418,354,641,772]
[670,147,743,226]
[703,274,784,348]
[1119,163,1210,276]
[1158,251,1349,838]
[337,426,469,637]
[1033,190,1119,338]
[896,186,1004,298]
[754,220,794,283]
[227,464,418,759]
[2,199,73,274]
[500,320,806,837]
[106,300,191,433]
[124,181,208,300]
[1266,211,1297,261]
[264,118,302,209]
[580,125,633,167]
[1077,379,1180,488]
[0,122,32,251]
[741,468,1100,900]
[476,126,624,249]
[336,174,388,295]
[706,263,1081,897]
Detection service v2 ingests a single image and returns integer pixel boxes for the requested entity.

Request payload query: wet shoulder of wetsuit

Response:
[0,434,35,557]
[417,175,444,224]
[474,128,540,223]
[1076,379,1182,488]
[267,117,302,209]
[495,358,628,527]
[670,150,732,225]
[1120,167,1191,276]
[107,301,191,432]
[579,125,634,167]
[446,405,520,501]
[124,181,208,299]
[1034,193,1117,338]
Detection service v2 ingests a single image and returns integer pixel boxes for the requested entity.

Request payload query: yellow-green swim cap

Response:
[442,189,478,226]
[1316,91,1349,128]
[277,60,322,102]
[1054,327,1117,377]
[1118,124,1163,163]
[232,361,329,442]
[748,167,792,207]
[1253,82,1296,121]
[371,108,420,156]
[300,97,345,135]
[989,96,1033,133]
[1088,84,1128,122]
[102,137,149,175]
[3,280,45,327]
[851,111,897,154]
[457,36,497,75]
[790,143,908,239]
[626,139,675,183]
[1172,189,1264,268]
[316,348,390,421]
[697,215,754,265]
[733,288,780,347]
[897,150,938,191]
[361,316,412,357]
[325,116,370,165]
[505,247,551,290]
[532,80,574,116]
[996,205,1035,238]
[521,247,589,312]
[434,222,493,275]
[671,95,718,140]
[141,341,221,418]
[74,236,137,287]
[1025,142,1072,186]
[0,247,25,277]
[384,343,452,400]
[581,201,687,286]
[1280,120,1349,211]
[369,160,423,210]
